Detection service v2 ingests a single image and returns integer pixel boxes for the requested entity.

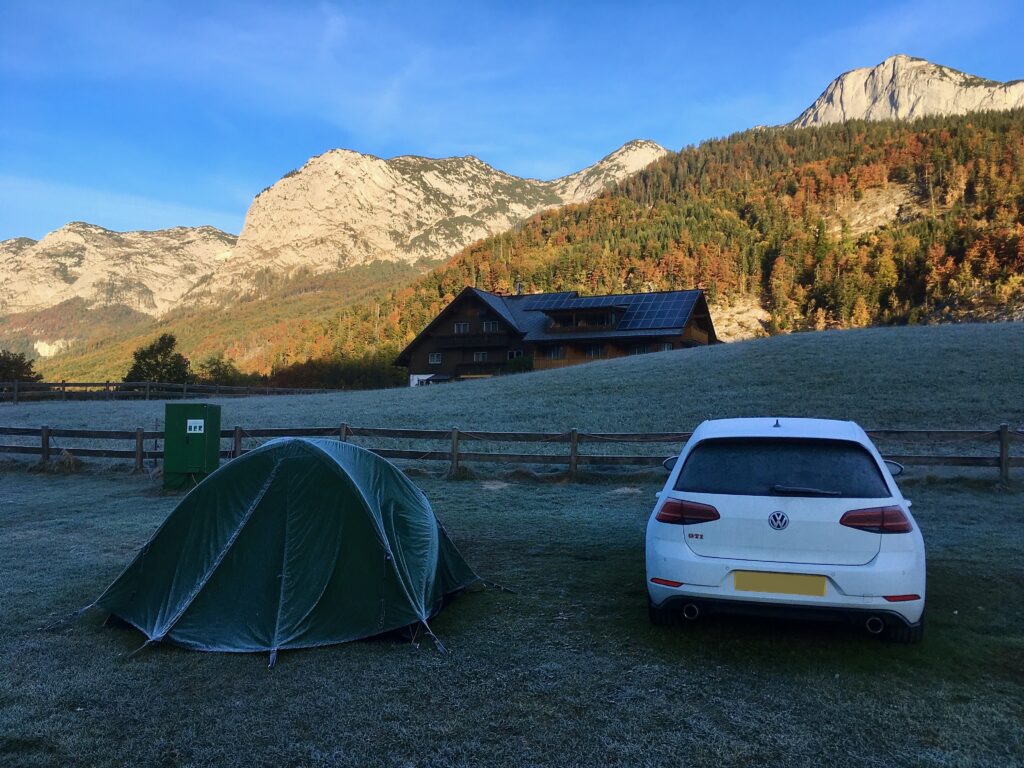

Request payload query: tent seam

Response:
[269,469,295,652]
[298,440,427,620]
[153,462,281,641]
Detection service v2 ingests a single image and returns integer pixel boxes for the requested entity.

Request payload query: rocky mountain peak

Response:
[0,223,236,317]
[222,139,668,294]
[791,54,1024,127]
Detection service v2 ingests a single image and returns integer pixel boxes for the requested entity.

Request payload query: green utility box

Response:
[164,403,221,490]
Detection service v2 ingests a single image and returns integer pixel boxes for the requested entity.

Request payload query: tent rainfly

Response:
[92,438,479,664]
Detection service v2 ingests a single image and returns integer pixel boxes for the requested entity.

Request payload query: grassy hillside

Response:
[1,322,1021,766]
[4,323,1021,435]
[24,259,435,381]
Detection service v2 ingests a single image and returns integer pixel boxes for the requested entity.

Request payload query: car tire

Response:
[884,618,924,644]
[648,598,680,627]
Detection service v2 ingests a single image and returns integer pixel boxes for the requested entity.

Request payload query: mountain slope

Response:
[216,140,667,296]
[36,110,1024,383]
[2,140,666,373]
[792,54,1024,127]
[0,141,667,319]
[0,222,235,317]
[255,108,1022,387]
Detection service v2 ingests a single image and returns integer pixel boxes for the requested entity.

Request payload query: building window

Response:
[473,351,488,362]
[428,352,442,365]
[547,346,566,360]
[585,344,605,358]
[482,320,500,333]
[659,342,673,352]
[454,322,469,334]
[507,350,523,360]
[629,344,650,356]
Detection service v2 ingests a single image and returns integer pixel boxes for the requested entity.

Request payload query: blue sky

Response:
[1,0,1021,240]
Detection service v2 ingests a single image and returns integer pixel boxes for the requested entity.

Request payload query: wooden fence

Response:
[0,423,1020,481]
[0,380,333,404]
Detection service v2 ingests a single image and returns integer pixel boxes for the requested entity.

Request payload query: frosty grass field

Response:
[1,323,1022,767]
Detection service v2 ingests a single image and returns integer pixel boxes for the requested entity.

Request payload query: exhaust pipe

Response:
[865,616,884,635]
[682,603,700,621]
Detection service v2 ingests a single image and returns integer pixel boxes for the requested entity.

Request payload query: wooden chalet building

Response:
[395,287,719,386]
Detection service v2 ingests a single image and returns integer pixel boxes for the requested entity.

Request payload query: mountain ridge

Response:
[1,139,669,322]
[791,54,1024,127]
[219,139,668,297]
[0,221,236,318]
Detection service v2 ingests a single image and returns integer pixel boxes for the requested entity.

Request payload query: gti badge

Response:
[768,511,789,530]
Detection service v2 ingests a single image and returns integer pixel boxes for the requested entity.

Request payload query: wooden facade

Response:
[395,287,718,385]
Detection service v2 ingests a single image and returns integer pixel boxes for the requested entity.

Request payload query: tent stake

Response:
[421,622,448,654]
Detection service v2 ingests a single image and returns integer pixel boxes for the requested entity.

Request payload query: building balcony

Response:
[435,333,513,349]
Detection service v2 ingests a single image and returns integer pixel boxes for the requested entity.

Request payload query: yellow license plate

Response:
[734,571,826,596]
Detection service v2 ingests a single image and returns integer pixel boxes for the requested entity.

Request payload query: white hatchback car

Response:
[646,418,925,642]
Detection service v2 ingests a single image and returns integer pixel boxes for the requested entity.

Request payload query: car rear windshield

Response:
[674,438,891,498]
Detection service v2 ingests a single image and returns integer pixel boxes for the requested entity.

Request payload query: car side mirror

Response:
[884,459,904,477]
[662,455,678,472]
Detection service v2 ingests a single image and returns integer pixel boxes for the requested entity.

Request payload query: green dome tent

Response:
[94,438,478,663]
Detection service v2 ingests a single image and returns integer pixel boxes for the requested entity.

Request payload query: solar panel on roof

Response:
[523,292,578,310]
[616,291,699,330]
[523,290,700,329]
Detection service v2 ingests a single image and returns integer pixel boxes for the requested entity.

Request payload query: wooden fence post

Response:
[998,423,1010,482]
[233,426,242,458]
[569,428,579,478]
[105,381,111,401]
[182,381,189,400]
[449,427,460,477]
[12,380,18,406]
[61,380,67,401]
[40,426,50,463]
[145,382,151,401]
[134,427,144,472]
[340,423,349,442]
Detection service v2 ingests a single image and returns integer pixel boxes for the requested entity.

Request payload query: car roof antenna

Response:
[773,418,781,428]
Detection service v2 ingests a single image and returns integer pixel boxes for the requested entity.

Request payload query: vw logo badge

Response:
[769,511,789,530]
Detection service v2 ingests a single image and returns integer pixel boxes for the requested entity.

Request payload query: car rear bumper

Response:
[646,534,926,624]
[654,593,922,629]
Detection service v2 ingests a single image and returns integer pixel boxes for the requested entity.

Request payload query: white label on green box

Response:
[186,419,205,434]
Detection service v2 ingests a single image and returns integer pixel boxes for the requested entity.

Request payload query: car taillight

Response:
[650,577,684,587]
[656,499,720,525]
[840,505,912,534]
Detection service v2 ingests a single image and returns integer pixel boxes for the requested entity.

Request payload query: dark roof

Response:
[468,287,520,329]
[395,286,715,365]
[500,289,708,342]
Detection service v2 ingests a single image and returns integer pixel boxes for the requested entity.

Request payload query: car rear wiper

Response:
[770,484,841,497]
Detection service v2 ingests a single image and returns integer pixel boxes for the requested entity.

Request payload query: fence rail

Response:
[0,380,334,404]
[0,422,1020,481]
